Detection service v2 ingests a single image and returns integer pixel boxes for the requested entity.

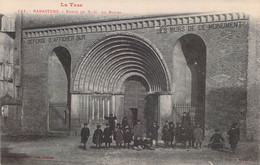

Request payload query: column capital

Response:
[147,91,172,95]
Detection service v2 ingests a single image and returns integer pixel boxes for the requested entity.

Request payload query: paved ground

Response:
[1,135,259,165]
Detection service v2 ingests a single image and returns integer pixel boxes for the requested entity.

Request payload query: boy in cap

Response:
[168,121,175,147]
[123,125,132,149]
[149,121,159,147]
[103,123,113,149]
[93,125,103,149]
[114,123,124,149]
[81,123,90,150]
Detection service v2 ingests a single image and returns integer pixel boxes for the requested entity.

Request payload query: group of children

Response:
[92,123,131,149]
[161,112,204,149]
[81,120,152,150]
[81,113,240,152]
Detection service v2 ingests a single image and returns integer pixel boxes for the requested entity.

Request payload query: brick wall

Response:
[19,14,250,140]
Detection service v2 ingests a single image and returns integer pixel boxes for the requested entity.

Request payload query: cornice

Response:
[22,12,249,39]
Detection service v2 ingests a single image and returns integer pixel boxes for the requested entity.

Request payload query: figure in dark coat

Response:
[188,123,195,148]
[122,117,129,130]
[93,125,103,149]
[103,124,113,148]
[168,122,175,146]
[123,125,132,149]
[105,113,117,132]
[194,124,204,149]
[181,112,190,130]
[227,123,240,152]
[149,122,159,146]
[173,122,182,148]
[81,123,90,149]
[181,126,188,148]
[162,121,170,147]
[209,129,224,150]
[114,124,124,149]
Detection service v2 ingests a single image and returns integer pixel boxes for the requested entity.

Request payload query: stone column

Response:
[111,95,116,115]
[102,98,105,120]
[71,94,79,120]
[107,97,110,116]
[92,97,95,120]
[86,95,89,122]
[97,97,100,120]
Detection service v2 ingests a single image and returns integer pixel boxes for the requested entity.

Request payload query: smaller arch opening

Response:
[173,34,206,128]
[48,46,71,131]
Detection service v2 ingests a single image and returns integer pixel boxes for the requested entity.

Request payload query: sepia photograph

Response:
[0,0,259,164]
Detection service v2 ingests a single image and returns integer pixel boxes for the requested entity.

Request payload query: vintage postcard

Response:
[0,0,259,164]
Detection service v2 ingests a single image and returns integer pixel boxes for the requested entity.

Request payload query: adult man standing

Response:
[105,113,117,132]
[227,123,240,153]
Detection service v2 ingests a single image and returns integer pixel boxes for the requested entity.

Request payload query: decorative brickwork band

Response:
[22,12,248,38]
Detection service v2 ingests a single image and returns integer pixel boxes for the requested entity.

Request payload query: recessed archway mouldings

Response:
[72,32,172,94]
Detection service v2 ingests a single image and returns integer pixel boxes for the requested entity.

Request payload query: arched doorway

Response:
[48,47,71,131]
[119,76,149,130]
[173,34,206,128]
[72,34,170,131]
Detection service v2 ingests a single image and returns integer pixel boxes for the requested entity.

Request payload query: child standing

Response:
[162,120,170,148]
[123,125,132,149]
[93,125,103,149]
[81,123,90,150]
[114,124,124,149]
[173,122,182,148]
[181,126,187,148]
[149,122,159,147]
[194,124,203,149]
[168,122,175,147]
[103,123,113,149]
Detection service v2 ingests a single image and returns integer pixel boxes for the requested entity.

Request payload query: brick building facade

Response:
[1,12,259,141]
